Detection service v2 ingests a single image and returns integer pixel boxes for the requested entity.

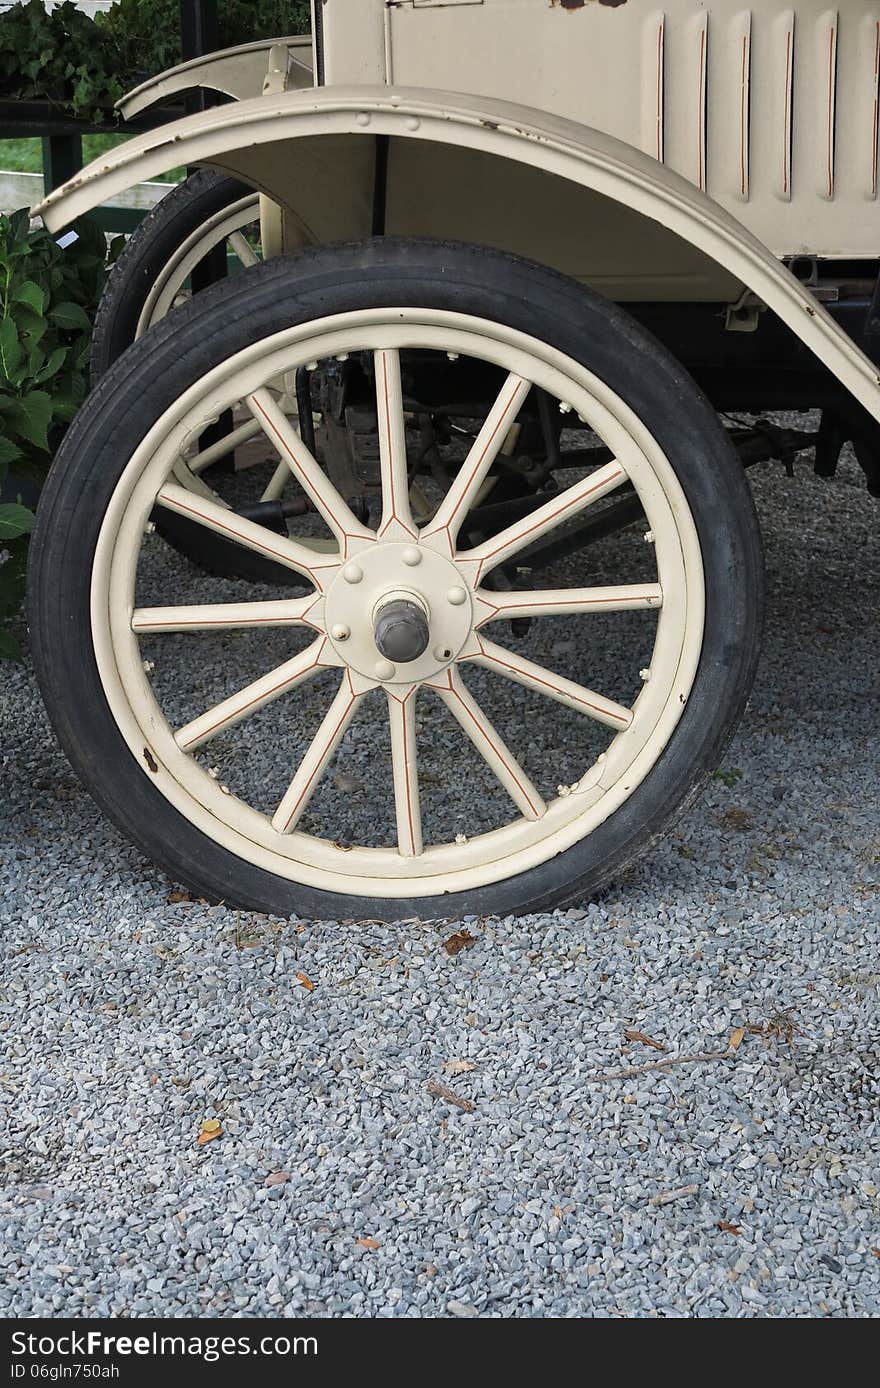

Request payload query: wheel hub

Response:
[373,595,431,663]
[323,541,473,684]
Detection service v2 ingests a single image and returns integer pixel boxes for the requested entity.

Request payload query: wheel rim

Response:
[135,193,262,338]
[92,308,705,899]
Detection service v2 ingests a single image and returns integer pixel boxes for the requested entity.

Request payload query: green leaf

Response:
[0,502,35,540]
[34,345,68,384]
[8,208,29,243]
[27,344,46,379]
[11,306,47,345]
[49,388,81,423]
[0,628,23,663]
[8,390,53,451]
[0,315,25,379]
[48,301,91,332]
[12,279,46,315]
[0,435,22,468]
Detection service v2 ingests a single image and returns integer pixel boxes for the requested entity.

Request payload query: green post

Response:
[41,131,83,194]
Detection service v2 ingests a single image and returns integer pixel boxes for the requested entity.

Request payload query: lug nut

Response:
[342,563,363,584]
[331,623,351,642]
[374,659,396,681]
[446,586,467,606]
[401,546,422,567]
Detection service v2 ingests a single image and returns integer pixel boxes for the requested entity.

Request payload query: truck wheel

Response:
[91,169,260,377]
[30,239,763,920]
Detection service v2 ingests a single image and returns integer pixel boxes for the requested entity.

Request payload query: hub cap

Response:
[323,541,472,683]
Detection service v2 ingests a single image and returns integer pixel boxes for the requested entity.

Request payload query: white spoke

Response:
[228,230,259,268]
[132,596,317,635]
[469,637,633,731]
[422,373,530,545]
[375,348,416,537]
[246,387,372,545]
[175,638,329,752]
[260,459,290,503]
[155,482,331,582]
[186,417,261,474]
[272,673,363,834]
[388,690,423,857]
[461,460,627,580]
[431,668,545,821]
[475,583,663,624]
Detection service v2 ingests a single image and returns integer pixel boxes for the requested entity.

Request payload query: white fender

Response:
[35,85,880,427]
[116,35,313,120]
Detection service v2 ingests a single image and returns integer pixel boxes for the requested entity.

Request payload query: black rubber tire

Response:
[91,169,293,586]
[90,168,254,380]
[29,239,764,921]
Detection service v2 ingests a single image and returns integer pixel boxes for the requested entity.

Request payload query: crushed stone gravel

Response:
[1,443,878,1318]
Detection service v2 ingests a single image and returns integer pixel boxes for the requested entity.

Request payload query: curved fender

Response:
[36,85,880,428]
[117,35,313,120]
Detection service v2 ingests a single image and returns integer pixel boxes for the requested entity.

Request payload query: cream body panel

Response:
[327,0,880,258]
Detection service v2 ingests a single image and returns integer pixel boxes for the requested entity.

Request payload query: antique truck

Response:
[27,1,880,919]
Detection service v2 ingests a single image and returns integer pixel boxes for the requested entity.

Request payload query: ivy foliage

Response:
[0,0,312,124]
[0,0,124,122]
[0,210,106,659]
[98,1,312,81]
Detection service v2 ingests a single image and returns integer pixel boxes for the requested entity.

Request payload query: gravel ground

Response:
[1,443,878,1318]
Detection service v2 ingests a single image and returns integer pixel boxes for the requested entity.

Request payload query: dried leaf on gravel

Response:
[167,889,195,904]
[332,770,363,794]
[443,928,476,956]
[624,1029,666,1052]
[295,972,315,993]
[728,1026,746,1053]
[264,1172,290,1186]
[442,1059,477,1074]
[356,1237,380,1250]
[717,1220,743,1236]
[648,1185,699,1206]
[197,1119,222,1146]
[426,1079,475,1112]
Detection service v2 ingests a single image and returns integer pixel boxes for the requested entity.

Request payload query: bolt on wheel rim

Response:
[93,309,704,898]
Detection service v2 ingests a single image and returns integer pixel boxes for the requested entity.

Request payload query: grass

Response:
[0,135,182,182]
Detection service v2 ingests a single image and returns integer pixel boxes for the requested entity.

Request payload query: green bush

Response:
[0,209,107,659]
[0,0,124,122]
[98,1,312,79]
[0,0,312,123]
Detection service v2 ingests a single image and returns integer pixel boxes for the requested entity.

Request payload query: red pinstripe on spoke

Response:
[281,673,356,832]
[481,644,631,729]
[178,648,326,750]
[472,466,624,581]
